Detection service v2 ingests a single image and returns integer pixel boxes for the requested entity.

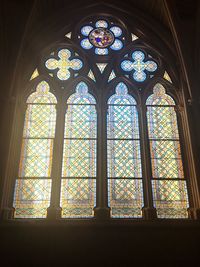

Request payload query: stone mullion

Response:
[47,98,65,219]
[138,103,157,219]
[94,89,110,219]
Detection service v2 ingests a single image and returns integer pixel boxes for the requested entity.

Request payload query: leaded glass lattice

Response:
[61,82,97,218]
[61,179,96,218]
[14,179,52,218]
[152,180,189,218]
[13,81,57,218]
[107,82,143,218]
[146,83,189,218]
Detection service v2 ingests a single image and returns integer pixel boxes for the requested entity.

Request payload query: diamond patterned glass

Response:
[19,139,54,177]
[13,179,51,218]
[107,82,143,217]
[23,104,56,138]
[61,82,97,218]
[146,84,189,218]
[61,179,96,218]
[150,140,184,179]
[108,179,143,218]
[152,180,189,218]
[13,81,56,218]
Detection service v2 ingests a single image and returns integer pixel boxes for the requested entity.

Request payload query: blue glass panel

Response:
[110,26,122,37]
[95,20,108,28]
[133,71,146,82]
[121,60,134,71]
[132,51,145,61]
[95,48,109,55]
[81,26,93,36]
[110,39,123,50]
[81,38,93,49]
[67,82,96,104]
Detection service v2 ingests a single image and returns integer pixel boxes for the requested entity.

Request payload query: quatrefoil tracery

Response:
[45,49,83,81]
[121,51,158,82]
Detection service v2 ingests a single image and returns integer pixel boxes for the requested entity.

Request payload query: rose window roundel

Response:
[80,19,124,55]
[89,28,114,48]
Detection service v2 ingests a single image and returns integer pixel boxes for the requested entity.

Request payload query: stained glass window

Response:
[88,70,96,82]
[96,63,107,73]
[108,70,116,82]
[107,82,143,218]
[10,15,193,221]
[60,82,97,218]
[163,71,172,83]
[30,68,39,80]
[45,49,83,80]
[80,19,124,54]
[121,51,157,82]
[13,81,57,218]
[146,83,189,218]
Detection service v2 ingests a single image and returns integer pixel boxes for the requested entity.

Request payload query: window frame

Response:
[1,12,199,221]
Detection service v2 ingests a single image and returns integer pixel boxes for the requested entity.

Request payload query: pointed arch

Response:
[146,83,189,218]
[13,81,57,218]
[107,82,143,218]
[60,81,97,218]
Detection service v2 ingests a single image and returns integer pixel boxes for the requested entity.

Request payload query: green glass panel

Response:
[61,83,97,218]
[27,81,57,104]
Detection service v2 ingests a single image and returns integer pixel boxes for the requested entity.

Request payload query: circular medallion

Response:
[89,28,114,48]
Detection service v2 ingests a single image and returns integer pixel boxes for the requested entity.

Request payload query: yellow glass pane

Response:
[19,139,54,177]
[13,179,51,218]
[60,179,96,218]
